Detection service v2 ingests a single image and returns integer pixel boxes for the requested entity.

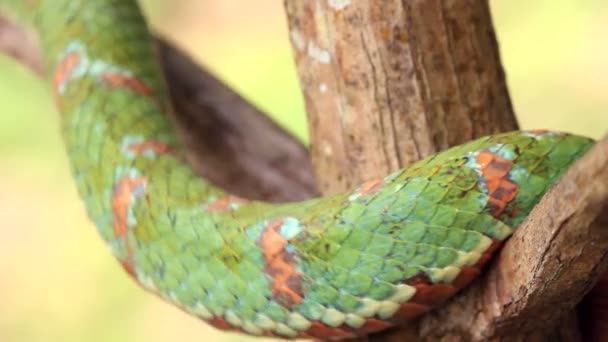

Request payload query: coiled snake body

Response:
[2,0,595,339]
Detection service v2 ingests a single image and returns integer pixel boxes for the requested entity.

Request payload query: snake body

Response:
[3,0,596,340]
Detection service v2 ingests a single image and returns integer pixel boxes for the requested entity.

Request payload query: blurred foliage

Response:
[0,1,606,341]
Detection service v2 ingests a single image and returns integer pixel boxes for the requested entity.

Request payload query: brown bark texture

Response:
[3,2,608,341]
[284,0,517,194]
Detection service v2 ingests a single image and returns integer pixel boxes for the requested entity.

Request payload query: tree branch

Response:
[0,12,317,203]
[157,39,317,202]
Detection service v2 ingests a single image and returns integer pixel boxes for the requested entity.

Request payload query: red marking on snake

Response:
[392,302,430,322]
[474,239,503,269]
[53,51,81,107]
[126,140,173,155]
[527,129,551,136]
[355,179,384,196]
[203,314,358,340]
[304,321,358,339]
[404,274,458,308]
[112,176,147,277]
[476,151,519,218]
[121,260,136,278]
[355,319,393,335]
[204,196,249,213]
[206,316,234,331]
[201,315,254,336]
[301,317,393,339]
[101,72,152,95]
[391,238,503,322]
[258,219,304,309]
[507,206,520,218]
[286,240,507,338]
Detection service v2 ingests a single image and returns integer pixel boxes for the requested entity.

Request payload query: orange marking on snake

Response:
[101,72,152,95]
[111,176,147,277]
[204,196,249,213]
[356,179,384,196]
[476,151,519,218]
[127,140,173,155]
[528,129,550,135]
[258,219,304,308]
[53,51,81,106]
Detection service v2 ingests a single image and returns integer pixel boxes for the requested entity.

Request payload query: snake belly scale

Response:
[1,0,595,340]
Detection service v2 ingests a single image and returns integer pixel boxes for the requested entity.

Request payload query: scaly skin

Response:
[1,0,596,340]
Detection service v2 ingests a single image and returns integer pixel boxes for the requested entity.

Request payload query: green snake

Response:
[2,0,596,340]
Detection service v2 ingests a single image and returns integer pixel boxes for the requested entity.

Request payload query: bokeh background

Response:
[0,1,606,341]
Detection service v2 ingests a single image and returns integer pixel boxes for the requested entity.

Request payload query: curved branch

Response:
[0,12,317,203]
[157,39,317,202]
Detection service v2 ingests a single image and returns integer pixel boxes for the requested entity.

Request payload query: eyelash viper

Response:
[1,0,596,340]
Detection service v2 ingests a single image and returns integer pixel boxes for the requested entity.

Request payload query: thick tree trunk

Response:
[284,0,517,194]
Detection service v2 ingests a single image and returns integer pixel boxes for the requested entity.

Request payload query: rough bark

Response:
[284,0,607,341]
[0,13,317,203]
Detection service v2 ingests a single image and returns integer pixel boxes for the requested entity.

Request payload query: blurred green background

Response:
[0,1,606,341]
